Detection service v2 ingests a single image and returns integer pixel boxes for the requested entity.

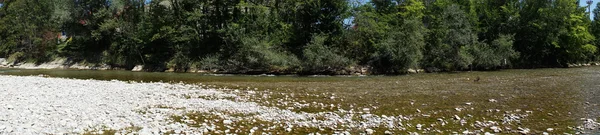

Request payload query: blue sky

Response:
[581,0,600,19]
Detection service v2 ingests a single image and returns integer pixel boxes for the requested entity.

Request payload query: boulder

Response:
[0,58,7,66]
[132,65,144,72]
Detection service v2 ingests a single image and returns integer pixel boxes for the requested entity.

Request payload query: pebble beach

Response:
[0,75,598,134]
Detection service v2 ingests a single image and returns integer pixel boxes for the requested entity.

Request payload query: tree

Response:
[0,0,56,63]
[422,4,477,71]
[591,2,600,60]
[369,0,426,73]
[513,0,595,67]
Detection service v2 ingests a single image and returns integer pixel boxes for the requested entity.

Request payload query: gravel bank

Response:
[0,75,382,134]
[0,75,598,134]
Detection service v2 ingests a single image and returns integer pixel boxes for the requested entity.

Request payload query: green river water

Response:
[1,67,599,134]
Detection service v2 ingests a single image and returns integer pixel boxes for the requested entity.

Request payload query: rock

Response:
[6,105,14,110]
[408,68,419,73]
[484,132,494,135]
[465,102,472,105]
[453,115,461,120]
[384,130,393,135]
[517,127,530,134]
[490,126,501,133]
[546,128,553,132]
[542,132,549,135]
[488,99,497,102]
[365,128,374,134]
[286,128,292,132]
[0,58,7,66]
[363,108,371,113]
[223,120,233,125]
[4,126,12,133]
[132,65,144,72]
[416,124,423,130]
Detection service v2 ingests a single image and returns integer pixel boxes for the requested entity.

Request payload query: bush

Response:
[369,18,425,74]
[225,36,300,73]
[195,55,221,71]
[468,34,519,69]
[7,52,25,64]
[167,51,191,71]
[302,34,352,74]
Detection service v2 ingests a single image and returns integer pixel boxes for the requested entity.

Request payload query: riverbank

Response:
[0,75,382,134]
[2,58,599,76]
[1,68,599,134]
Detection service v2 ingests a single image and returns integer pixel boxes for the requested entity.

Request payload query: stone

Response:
[223,120,233,125]
[0,58,7,66]
[416,124,423,130]
[546,128,553,132]
[384,130,393,135]
[453,115,461,120]
[363,108,371,112]
[490,126,501,133]
[132,65,144,72]
[517,127,530,134]
[365,128,374,134]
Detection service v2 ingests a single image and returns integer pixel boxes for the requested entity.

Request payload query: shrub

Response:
[167,51,191,71]
[369,18,425,74]
[196,55,221,71]
[468,34,519,69]
[7,52,25,64]
[225,36,300,73]
[302,34,352,74]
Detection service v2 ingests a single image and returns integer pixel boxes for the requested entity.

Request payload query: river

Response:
[0,67,599,134]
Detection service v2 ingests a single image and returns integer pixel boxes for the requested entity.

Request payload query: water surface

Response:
[1,67,599,133]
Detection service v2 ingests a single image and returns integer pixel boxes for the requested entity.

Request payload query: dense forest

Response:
[1,0,600,74]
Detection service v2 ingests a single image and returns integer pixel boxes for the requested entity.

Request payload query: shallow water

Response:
[1,67,599,134]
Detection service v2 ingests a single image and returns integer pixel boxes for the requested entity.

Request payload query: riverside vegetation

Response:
[1,0,600,74]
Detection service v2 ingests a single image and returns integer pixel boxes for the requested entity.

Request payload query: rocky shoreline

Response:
[0,58,113,71]
[0,75,598,134]
[2,57,600,76]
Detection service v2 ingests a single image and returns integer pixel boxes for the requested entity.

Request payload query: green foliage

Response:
[422,4,477,71]
[225,35,300,73]
[342,5,390,64]
[0,0,599,74]
[196,55,221,71]
[0,0,55,60]
[302,34,352,74]
[7,52,24,63]
[370,18,425,73]
[467,35,519,69]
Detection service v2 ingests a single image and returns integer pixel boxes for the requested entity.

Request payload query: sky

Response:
[581,0,600,19]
